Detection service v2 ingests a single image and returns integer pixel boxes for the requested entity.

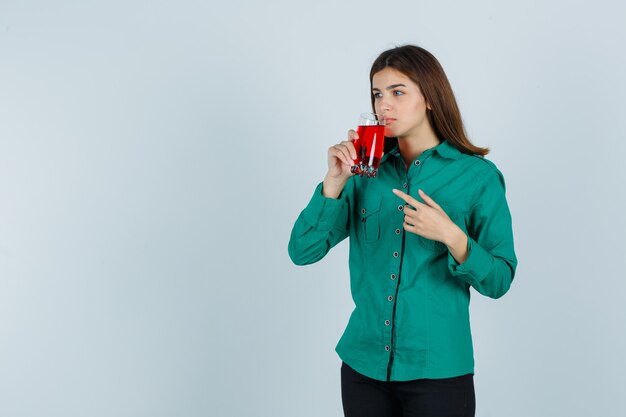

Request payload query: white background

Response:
[1,1,625,416]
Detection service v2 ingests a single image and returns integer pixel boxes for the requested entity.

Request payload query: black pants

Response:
[341,362,476,417]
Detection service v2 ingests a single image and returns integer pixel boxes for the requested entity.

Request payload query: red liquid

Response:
[352,125,385,176]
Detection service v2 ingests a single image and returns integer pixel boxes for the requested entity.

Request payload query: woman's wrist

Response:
[444,225,469,264]
[322,175,348,199]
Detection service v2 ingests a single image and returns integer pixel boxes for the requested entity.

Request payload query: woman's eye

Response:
[373,91,403,99]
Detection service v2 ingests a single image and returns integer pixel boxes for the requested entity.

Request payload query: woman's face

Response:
[372,67,431,139]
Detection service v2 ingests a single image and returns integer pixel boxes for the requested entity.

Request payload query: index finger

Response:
[392,189,425,208]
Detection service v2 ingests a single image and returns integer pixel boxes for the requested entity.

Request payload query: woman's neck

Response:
[398,131,441,168]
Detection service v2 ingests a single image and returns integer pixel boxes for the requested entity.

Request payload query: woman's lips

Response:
[384,118,396,125]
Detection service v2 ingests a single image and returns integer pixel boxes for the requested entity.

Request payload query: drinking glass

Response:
[351,113,385,177]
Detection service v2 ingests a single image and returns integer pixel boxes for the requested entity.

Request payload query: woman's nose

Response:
[378,98,391,113]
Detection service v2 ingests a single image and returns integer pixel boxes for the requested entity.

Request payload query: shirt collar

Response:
[434,140,462,160]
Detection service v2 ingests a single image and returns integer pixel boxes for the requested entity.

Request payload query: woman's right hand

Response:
[322,130,359,198]
[326,130,359,180]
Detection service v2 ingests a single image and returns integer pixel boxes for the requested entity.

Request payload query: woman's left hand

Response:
[391,188,457,245]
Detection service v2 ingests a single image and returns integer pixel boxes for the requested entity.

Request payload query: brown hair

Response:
[370,45,489,156]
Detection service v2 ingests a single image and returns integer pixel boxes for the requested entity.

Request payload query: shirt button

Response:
[361,208,366,215]
[414,160,421,166]
[395,228,401,235]
[388,295,394,302]
[385,345,391,352]
[393,251,399,258]
[390,274,396,280]
[402,182,408,189]
[397,205,404,211]
[385,320,391,326]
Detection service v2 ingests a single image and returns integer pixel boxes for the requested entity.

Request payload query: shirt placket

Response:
[385,155,425,380]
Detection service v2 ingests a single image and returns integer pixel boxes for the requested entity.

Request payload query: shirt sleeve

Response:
[447,167,518,298]
[288,181,351,265]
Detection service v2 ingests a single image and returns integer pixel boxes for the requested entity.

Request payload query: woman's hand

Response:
[326,130,359,180]
[322,130,359,198]
[392,188,469,263]
[391,188,459,245]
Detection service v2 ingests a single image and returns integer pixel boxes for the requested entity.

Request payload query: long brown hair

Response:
[370,45,489,156]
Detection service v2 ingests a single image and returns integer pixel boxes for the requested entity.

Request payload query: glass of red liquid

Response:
[351,113,385,178]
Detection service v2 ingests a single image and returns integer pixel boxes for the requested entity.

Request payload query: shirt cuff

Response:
[302,182,348,232]
[447,237,494,286]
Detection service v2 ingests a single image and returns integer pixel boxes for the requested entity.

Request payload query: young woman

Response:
[288,45,517,417]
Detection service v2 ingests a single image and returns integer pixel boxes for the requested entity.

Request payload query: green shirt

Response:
[288,139,517,382]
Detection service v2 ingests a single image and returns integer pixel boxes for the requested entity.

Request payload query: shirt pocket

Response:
[357,194,383,244]
[417,202,462,253]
